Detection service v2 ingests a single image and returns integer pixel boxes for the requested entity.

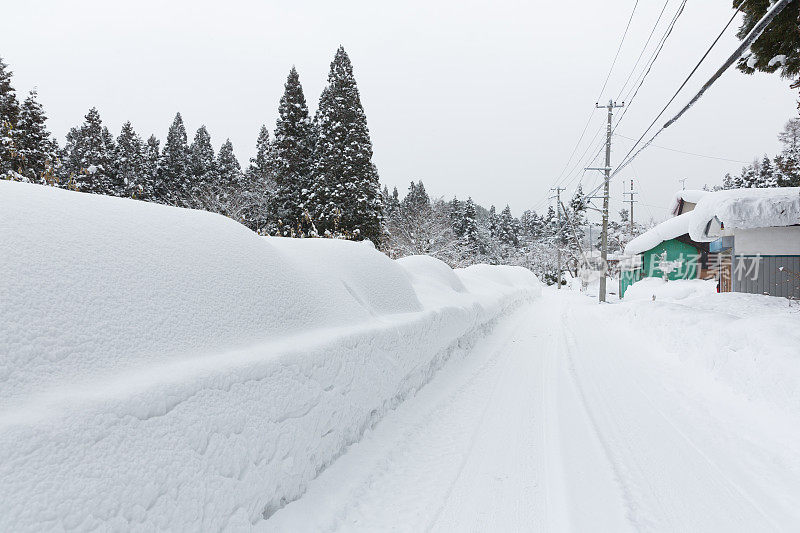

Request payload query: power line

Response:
[597,0,641,101]
[612,0,688,133]
[612,133,750,163]
[614,3,742,174]
[613,0,793,179]
[615,0,671,101]
[535,0,642,212]
[564,0,687,212]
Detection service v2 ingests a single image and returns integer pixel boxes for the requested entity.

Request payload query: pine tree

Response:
[734,0,800,81]
[142,135,160,200]
[114,121,146,197]
[188,125,217,193]
[544,205,558,239]
[497,205,520,248]
[0,56,20,177]
[450,197,465,237]
[16,89,57,183]
[520,209,544,240]
[272,67,313,235]
[567,184,587,247]
[756,155,778,187]
[487,205,499,238]
[383,186,400,217]
[459,197,484,258]
[217,138,242,193]
[402,180,430,213]
[63,107,115,194]
[308,47,383,243]
[722,172,735,189]
[156,113,191,206]
[740,161,760,188]
[243,125,275,231]
[248,125,274,191]
[159,112,190,205]
[777,117,800,186]
[381,185,392,216]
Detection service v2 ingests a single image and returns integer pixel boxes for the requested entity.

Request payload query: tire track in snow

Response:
[560,298,784,531]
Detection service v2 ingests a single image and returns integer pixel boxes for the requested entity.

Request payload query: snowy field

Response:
[3,181,800,531]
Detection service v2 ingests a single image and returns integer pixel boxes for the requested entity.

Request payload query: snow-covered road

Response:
[264,289,800,532]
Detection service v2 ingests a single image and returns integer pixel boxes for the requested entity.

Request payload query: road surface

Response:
[263,289,800,532]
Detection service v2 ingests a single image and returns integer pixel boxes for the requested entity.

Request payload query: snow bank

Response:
[624,211,693,256]
[688,187,800,241]
[0,182,541,531]
[0,181,421,406]
[623,278,717,302]
[619,292,800,415]
[397,255,467,307]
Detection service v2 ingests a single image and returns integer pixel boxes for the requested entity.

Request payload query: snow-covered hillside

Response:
[0,182,541,531]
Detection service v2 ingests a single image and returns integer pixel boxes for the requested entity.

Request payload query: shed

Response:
[620,212,711,297]
[688,187,800,299]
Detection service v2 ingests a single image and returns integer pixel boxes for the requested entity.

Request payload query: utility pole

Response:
[550,187,565,289]
[678,178,687,190]
[595,99,624,303]
[623,179,637,235]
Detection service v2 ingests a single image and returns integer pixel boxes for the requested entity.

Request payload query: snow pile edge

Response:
[0,183,542,531]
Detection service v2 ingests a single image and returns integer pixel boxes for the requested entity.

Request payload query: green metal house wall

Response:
[641,239,700,281]
[620,238,700,298]
[619,270,640,298]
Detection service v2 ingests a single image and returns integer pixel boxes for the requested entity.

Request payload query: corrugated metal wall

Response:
[732,255,800,299]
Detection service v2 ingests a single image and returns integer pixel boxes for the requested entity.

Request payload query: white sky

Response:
[3,0,797,224]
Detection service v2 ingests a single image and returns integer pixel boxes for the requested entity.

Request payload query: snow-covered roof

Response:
[626,188,800,255]
[670,189,708,215]
[624,212,693,256]
[688,187,800,241]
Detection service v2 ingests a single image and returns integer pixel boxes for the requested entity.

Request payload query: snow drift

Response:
[623,278,717,302]
[619,288,800,416]
[0,181,541,531]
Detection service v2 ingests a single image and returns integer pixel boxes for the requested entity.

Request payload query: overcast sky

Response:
[3,0,797,223]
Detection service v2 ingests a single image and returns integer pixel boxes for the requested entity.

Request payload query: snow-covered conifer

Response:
[16,89,57,183]
[217,138,242,192]
[141,135,160,200]
[308,47,383,244]
[189,125,217,193]
[114,121,146,197]
[0,57,20,177]
[159,112,190,205]
[755,155,777,188]
[63,108,115,194]
[272,67,313,235]
[497,205,520,248]
[777,117,800,186]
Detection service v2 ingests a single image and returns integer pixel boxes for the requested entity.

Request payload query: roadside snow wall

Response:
[0,181,541,531]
